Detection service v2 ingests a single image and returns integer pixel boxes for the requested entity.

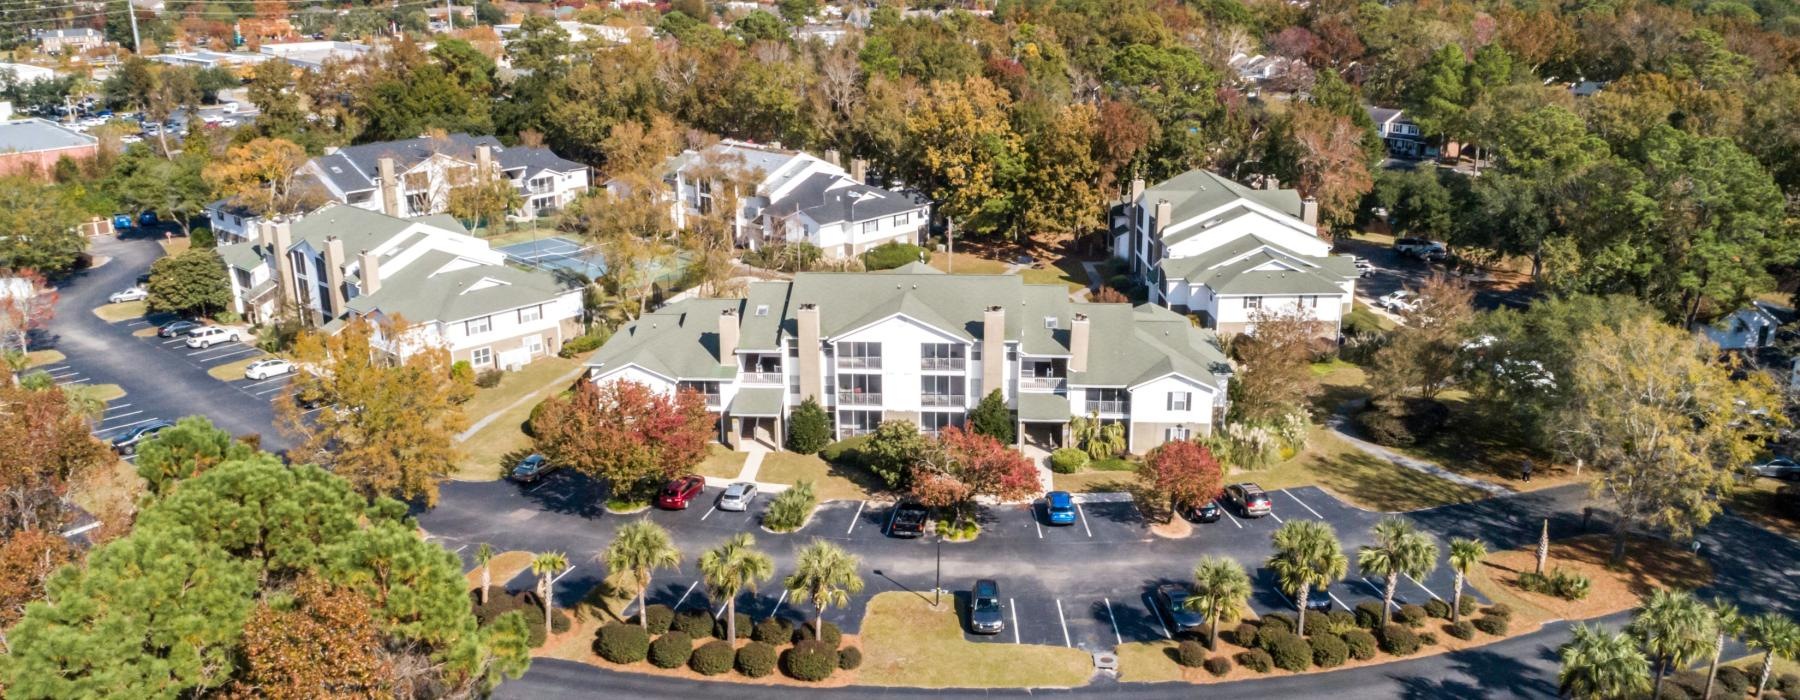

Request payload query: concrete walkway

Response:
[699,447,794,493]
[457,366,587,442]
[1326,402,1513,497]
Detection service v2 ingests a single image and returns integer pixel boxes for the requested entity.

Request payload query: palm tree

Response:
[1745,612,1800,698]
[1447,537,1487,625]
[531,551,570,634]
[603,520,682,631]
[475,543,495,605]
[1701,600,1744,700]
[1265,520,1347,637]
[1559,623,1652,700]
[785,539,865,635]
[1190,556,1252,650]
[1629,589,1714,699]
[699,533,775,642]
[1357,517,1440,628]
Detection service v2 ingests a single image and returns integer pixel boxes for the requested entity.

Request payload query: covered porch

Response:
[726,387,784,451]
[1016,392,1070,450]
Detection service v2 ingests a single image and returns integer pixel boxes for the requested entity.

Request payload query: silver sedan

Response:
[717,482,758,511]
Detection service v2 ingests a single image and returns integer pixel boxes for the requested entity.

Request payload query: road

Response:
[1334,236,1534,314]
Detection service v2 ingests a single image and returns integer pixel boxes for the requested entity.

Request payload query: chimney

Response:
[477,145,493,178]
[719,307,739,367]
[378,157,400,217]
[849,158,867,184]
[358,249,381,295]
[1154,199,1172,236]
[1301,197,1319,229]
[1263,175,1280,190]
[1129,176,1145,203]
[1069,313,1089,373]
[323,235,346,316]
[272,220,297,315]
[823,148,841,167]
[982,305,1006,398]
[796,303,823,402]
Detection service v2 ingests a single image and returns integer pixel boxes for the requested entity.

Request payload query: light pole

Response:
[934,532,942,607]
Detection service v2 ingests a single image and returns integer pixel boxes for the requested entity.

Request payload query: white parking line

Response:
[39,365,68,371]
[550,565,577,585]
[1056,599,1071,647]
[1010,598,1020,644]
[673,581,700,610]
[1146,595,1171,639]
[700,506,716,521]
[1361,578,1400,609]
[1273,587,1295,609]
[768,590,788,618]
[161,338,188,345]
[1034,512,1042,539]
[1076,503,1092,538]
[126,320,150,327]
[1268,511,1284,523]
[102,403,134,413]
[94,417,156,435]
[60,377,89,384]
[1329,592,1351,610]
[97,410,143,425]
[527,480,551,493]
[253,385,291,397]
[452,544,467,554]
[1404,573,1443,601]
[187,344,249,359]
[847,500,865,535]
[885,504,899,535]
[195,346,258,362]
[47,370,78,379]
[1103,597,1122,646]
[1221,503,1242,529]
[1282,490,1324,519]
[242,375,290,388]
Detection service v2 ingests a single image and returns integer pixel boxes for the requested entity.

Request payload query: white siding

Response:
[1128,375,1216,425]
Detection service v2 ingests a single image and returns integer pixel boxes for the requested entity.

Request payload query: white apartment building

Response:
[587,264,1232,454]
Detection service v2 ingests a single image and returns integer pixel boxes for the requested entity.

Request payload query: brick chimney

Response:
[378,157,400,217]
[719,307,738,367]
[849,158,867,184]
[982,305,1006,398]
[358,249,381,295]
[323,235,346,316]
[1069,313,1090,373]
[797,303,822,401]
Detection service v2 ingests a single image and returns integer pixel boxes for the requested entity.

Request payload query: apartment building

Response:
[587,264,1232,454]
[216,205,582,369]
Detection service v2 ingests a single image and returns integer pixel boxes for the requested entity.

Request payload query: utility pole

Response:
[126,0,141,55]
[444,0,453,31]
[946,219,954,273]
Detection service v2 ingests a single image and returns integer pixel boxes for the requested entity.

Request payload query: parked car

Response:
[656,475,705,509]
[243,358,293,380]
[1751,457,1800,480]
[185,326,242,348]
[1183,500,1222,523]
[1156,584,1206,632]
[108,287,148,303]
[1304,584,1335,612]
[1352,256,1374,277]
[111,419,174,455]
[1377,290,1417,313]
[1044,490,1077,526]
[509,454,556,483]
[969,579,1005,634]
[717,482,758,511]
[1394,238,1447,261]
[890,502,929,538]
[157,319,201,337]
[1224,483,1273,518]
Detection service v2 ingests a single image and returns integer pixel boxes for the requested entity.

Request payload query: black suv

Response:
[890,502,929,538]
[1183,500,1222,523]
[970,579,1005,634]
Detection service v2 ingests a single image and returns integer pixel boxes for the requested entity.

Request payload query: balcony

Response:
[838,392,883,407]
[921,394,962,408]
[701,394,723,409]
[740,371,783,385]
[1085,400,1128,415]
[920,358,966,372]
[837,357,882,371]
[1019,376,1067,392]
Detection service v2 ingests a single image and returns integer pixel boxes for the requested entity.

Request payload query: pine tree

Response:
[786,397,833,454]
[968,389,1015,444]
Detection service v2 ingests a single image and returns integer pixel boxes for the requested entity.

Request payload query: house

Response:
[661,140,928,259]
[1699,301,1796,352]
[1364,105,1429,159]
[1113,170,1356,336]
[587,264,1232,454]
[495,20,649,45]
[300,134,589,221]
[216,205,582,369]
[1227,52,1301,94]
[36,28,103,54]
[0,118,98,178]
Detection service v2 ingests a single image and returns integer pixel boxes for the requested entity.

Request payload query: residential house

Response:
[216,204,583,369]
[1227,52,1302,95]
[662,140,928,259]
[1364,105,1430,159]
[1699,301,1795,352]
[36,28,103,54]
[587,264,1232,454]
[1114,170,1356,336]
[0,118,98,178]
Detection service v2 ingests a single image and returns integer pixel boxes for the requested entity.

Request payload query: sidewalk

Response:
[1326,401,1513,497]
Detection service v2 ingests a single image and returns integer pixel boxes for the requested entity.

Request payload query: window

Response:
[920,375,965,406]
[1244,296,1263,310]
[678,380,722,407]
[755,305,769,317]
[838,341,881,369]
[837,374,882,405]
[471,347,492,367]
[466,316,492,335]
[1086,388,1129,415]
[921,343,964,371]
[1165,426,1190,442]
[891,213,908,226]
[1301,295,1318,308]
[1168,392,1191,411]
[1006,346,1018,361]
[860,220,878,235]
[786,338,799,358]
[921,411,965,436]
[526,335,544,356]
[837,410,881,439]
[518,305,542,323]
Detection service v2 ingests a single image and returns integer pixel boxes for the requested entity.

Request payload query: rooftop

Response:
[0,119,96,154]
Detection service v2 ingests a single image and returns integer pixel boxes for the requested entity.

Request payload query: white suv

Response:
[185,326,242,348]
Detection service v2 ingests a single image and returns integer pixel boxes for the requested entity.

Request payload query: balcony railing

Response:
[701,394,723,409]
[920,358,966,372]
[838,392,883,406]
[740,371,783,385]
[921,394,962,408]
[837,357,882,370]
[1020,376,1068,392]
[1084,400,1128,415]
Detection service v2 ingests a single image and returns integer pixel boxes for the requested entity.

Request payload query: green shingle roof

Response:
[1144,170,1302,227]
[593,298,742,381]
[1160,237,1355,297]
[344,250,576,325]
[1018,392,1073,422]
[213,204,446,272]
[729,387,784,416]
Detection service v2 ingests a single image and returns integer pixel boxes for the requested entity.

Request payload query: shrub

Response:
[1265,633,1313,672]
[838,646,863,671]
[1521,567,1595,600]
[1447,620,1476,640]
[596,622,650,664]
[558,328,609,357]
[1049,448,1090,474]
[649,631,693,669]
[1657,683,1695,700]
[690,639,735,675]
[781,639,840,682]
[1717,666,1750,696]
[1301,610,1331,636]
[1311,633,1349,668]
[1379,624,1421,656]
[1473,614,1509,636]
[213,310,241,324]
[473,589,567,646]
[1235,648,1274,673]
[1419,632,1439,646]
[860,241,930,270]
[743,241,823,272]
[451,360,474,387]
[1779,673,1800,696]
[1326,610,1359,635]
[1343,629,1379,660]
[635,604,674,635]
[1260,612,1296,635]
[475,368,504,388]
[189,226,216,249]
[673,610,714,638]
[819,434,872,466]
[1459,596,1479,617]
[794,620,842,648]
[1355,399,1449,447]
[752,617,793,645]
[1257,623,1295,651]
[763,479,817,532]
[714,612,752,640]
[1203,656,1232,677]
[968,389,1016,444]
[1398,604,1428,628]
[735,641,778,678]
[1355,601,1386,629]
[1233,621,1260,647]
[1482,604,1512,619]
[786,398,833,454]
[1424,599,1451,620]
[1177,639,1208,667]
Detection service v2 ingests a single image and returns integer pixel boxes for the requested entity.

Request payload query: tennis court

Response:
[498,236,608,280]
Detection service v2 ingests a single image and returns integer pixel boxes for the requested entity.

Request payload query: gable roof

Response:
[592,298,742,381]
[313,134,585,194]
[1160,236,1355,296]
[764,172,925,225]
[1143,169,1303,225]
[344,249,577,325]
[214,204,431,272]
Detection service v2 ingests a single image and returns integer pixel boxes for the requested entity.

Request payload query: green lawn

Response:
[926,251,1011,275]
[92,301,147,323]
[858,592,1094,688]
[1018,255,1094,291]
[23,349,64,367]
[462,355,584,424]
[1236,427,1487,512]
[756,451,879,501]
[452,400,537,481]
[70,383,125,403]
[1052,468,1141,494]
[207,356,266,381]
[694,445,749,479]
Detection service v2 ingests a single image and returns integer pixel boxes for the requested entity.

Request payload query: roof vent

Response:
[754,305,769,317]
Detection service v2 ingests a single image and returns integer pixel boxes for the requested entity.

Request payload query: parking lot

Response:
[111,314,302,407]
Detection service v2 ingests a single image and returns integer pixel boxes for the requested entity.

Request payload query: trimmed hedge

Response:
[1355,601,1385,629]
[1049,448,1090,474]
[1424,598,1451,620]
[714,612,752,640]
[1717,666,1750,696]
[649,631,693,669]
[781,639,840,682]
[838,646,863,671]
[558,330,608,358]
[690,640,735,675]
[1177,639,1208,667]
[753,617,794,645]
[1301,610,1330,636]
[795,620,842,648]
[1778,673,1800,696]
[635,604,674,635]
[1380,624,1421,656]
[1312,633,1349,668]
[736,641,778,678]
[1327,610,1359,634]
[1203,656,1232,677]
[471,587,569,646]
[1256,623,1294,651]
[1398,604,1428,628]
[1343,629,1378,660]
[860,241,931,270]
[1459,596,1479,617]
[1482,604,1512,619]
[1419,631,1439,647]
[673,610,714,638]
[1261,613,1296,635]
[1266,633,1313,672]
[1473,614,1509,636]
[1235,648,1274,673]
[1447,620,1476,640]
[596,622,650,664]
[1233,622,1260,647]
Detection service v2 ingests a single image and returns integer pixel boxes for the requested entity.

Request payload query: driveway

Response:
[1333,237,1534,313]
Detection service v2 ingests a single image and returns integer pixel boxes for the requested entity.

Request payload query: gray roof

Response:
[1160,237,1355,296]
[0,119,96,153]
[1365,105,1405,125]
[764,173,925,225]
[215,204,423,272]
[344,249,576,325]
[1144,169,1302,227]
[314,134,585,194]
[39,28,100,38]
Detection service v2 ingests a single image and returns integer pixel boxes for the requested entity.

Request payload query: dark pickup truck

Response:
[890,502,929,538]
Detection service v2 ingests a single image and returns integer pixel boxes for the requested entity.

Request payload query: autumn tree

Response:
[531,380,713,500]
[1369,274,1476,401]
[1016,102,1103,242]
[0,269,55,356]
[1228,307,1324,424]
[0,528,76,629]
[1287,103,1374,228]
[911,427,1039,529]
[0,368,112,535]
[447,174,523,232]
[1138,440,1224,523]
[905,76,1024,237]
[278,317,468,506]
[235,575,395,699]
[203,137,317,217]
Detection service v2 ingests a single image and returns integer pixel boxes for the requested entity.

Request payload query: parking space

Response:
[500,563,602,608]
[110,316,286,402]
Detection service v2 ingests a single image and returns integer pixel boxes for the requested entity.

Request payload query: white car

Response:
[185,326,242,348]
[1378,290,1417,313]
[244,358,294,380]
[108,287,149,303]
[219,118,238,127]
[717,482,758,512]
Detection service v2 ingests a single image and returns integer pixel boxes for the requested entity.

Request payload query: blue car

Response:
[1045,491,1077,526]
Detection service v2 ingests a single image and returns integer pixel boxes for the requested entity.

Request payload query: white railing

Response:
[1020,376,1067,391]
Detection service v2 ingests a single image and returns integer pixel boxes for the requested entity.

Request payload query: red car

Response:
[657,475,706,509]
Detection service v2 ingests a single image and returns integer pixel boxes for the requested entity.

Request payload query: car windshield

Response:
[726,485,749,497]
[974,596,1000,612]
